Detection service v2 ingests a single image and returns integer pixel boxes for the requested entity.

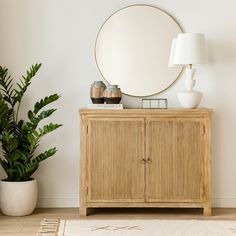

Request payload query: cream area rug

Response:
[37,219,236,236]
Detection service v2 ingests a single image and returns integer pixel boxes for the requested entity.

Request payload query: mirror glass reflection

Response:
[95,5,183,96]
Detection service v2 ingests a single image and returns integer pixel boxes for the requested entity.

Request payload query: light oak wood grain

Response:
[203,118,212,216]
[146,118,204,202]
[87,118,145,202]
[79,109,212,216]
[80,108,212,117]
[79,114,88,216]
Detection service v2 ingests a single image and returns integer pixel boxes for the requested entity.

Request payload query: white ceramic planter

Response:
[0,179,37,216]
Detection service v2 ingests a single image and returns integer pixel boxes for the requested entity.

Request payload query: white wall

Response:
[0,0,236,207]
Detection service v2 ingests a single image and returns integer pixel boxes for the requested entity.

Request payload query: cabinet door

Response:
[146,118,205,202]
[87,118,145,202]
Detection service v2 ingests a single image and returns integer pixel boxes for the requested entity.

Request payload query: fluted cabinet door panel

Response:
[87,118,145,202]
[146,118,204,202]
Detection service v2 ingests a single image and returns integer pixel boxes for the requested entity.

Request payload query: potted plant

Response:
[0,63,62,216]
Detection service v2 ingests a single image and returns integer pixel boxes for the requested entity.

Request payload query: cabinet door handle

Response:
[140,158,146,164]
[146,158,152,163]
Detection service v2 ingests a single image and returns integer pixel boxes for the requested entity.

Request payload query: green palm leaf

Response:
[0,63,62,181]
[13,63,41,105]
[33,148,57,164]
[0,66,14,106]
[33,94,60,114]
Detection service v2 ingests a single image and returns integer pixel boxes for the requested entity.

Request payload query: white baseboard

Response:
[37,197,79,208]
[37,197,236,208]
[213,197,236,208]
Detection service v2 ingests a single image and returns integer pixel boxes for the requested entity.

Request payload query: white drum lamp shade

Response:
[172,33,207,65]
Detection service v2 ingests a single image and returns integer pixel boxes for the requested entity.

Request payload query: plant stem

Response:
[16,102,21,123]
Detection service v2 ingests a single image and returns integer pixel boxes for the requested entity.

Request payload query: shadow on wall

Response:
[207,39,236,65]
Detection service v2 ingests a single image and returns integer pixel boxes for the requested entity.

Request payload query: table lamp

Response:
[169,33,207,108]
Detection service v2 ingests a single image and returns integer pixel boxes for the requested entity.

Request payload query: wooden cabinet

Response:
[80,109,212,216]
[87,118,145,202]
[146,118,204,202]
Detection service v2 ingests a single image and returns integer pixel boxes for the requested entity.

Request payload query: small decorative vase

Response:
[104,85,122,104]
[90,81,106,104]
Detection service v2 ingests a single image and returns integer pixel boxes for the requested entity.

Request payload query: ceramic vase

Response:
[90,81,106,104]
[178,91,202,108]
[178,68,203,108]
[104,85,122,104]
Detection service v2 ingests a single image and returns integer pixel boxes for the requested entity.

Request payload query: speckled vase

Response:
[104,85,122,104]
[90,81,106,104]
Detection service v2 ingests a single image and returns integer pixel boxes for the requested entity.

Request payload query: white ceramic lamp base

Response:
[178,90,202,109]
[177,67,203,109]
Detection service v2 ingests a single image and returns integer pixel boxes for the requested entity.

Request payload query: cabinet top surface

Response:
[80,108,212,117]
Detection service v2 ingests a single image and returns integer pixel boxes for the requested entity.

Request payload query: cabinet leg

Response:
[203,206,211,216]
[79,207,88,216]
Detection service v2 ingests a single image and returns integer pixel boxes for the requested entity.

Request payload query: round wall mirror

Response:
[95,5,183,97]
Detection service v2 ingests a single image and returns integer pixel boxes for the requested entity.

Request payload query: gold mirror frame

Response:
[95,4,184,97]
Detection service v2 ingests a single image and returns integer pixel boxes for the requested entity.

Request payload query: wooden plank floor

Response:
[1,208,236,236]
